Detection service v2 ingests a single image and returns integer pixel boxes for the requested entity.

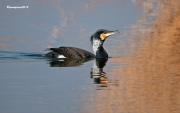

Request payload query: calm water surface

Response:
[1,0,180,113]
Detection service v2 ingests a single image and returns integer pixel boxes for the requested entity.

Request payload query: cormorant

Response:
[46,29,119,59]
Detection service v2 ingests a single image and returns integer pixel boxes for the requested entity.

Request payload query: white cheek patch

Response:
[92,40,101,55]
[57,55,66,58]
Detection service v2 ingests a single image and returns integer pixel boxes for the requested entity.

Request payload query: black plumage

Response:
[46,47,94,59]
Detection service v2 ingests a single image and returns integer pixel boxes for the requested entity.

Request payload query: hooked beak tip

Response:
[105,30,120,37]
[114,30,120,33]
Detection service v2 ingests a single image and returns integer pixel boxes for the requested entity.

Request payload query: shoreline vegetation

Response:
[83,0,180,113]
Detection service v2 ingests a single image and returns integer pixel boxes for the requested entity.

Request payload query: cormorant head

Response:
[90,29,120,57]
[90,29,120,44]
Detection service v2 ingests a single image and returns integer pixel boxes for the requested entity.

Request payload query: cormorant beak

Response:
[100,30,120,40]
[106,30,120,37]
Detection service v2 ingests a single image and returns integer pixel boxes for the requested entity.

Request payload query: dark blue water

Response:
[0,50,126,113]
[0,51,94,113]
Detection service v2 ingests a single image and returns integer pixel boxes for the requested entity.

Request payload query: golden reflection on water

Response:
[81,0,180,113]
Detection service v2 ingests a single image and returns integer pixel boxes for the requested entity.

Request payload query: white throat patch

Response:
[92,40,101,55]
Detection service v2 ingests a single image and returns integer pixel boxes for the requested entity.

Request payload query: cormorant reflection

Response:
[49,58,109,86]
[49,58,90,67]
[90,58,108,85]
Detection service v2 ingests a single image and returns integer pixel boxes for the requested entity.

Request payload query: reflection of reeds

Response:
[0,37,41,48]
[0,43,11,48]
[81,1,180,113]
[0,38,40,43]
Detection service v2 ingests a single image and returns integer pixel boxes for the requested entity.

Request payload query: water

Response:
[1,0,180,113]
[0,51,124,113]
[0,57,93,113]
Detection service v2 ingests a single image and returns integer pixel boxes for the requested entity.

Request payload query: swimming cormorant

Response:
[46,29,119,59]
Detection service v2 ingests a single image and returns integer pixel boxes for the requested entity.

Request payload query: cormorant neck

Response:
[95,46,108,58]
[92,39,108,58]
